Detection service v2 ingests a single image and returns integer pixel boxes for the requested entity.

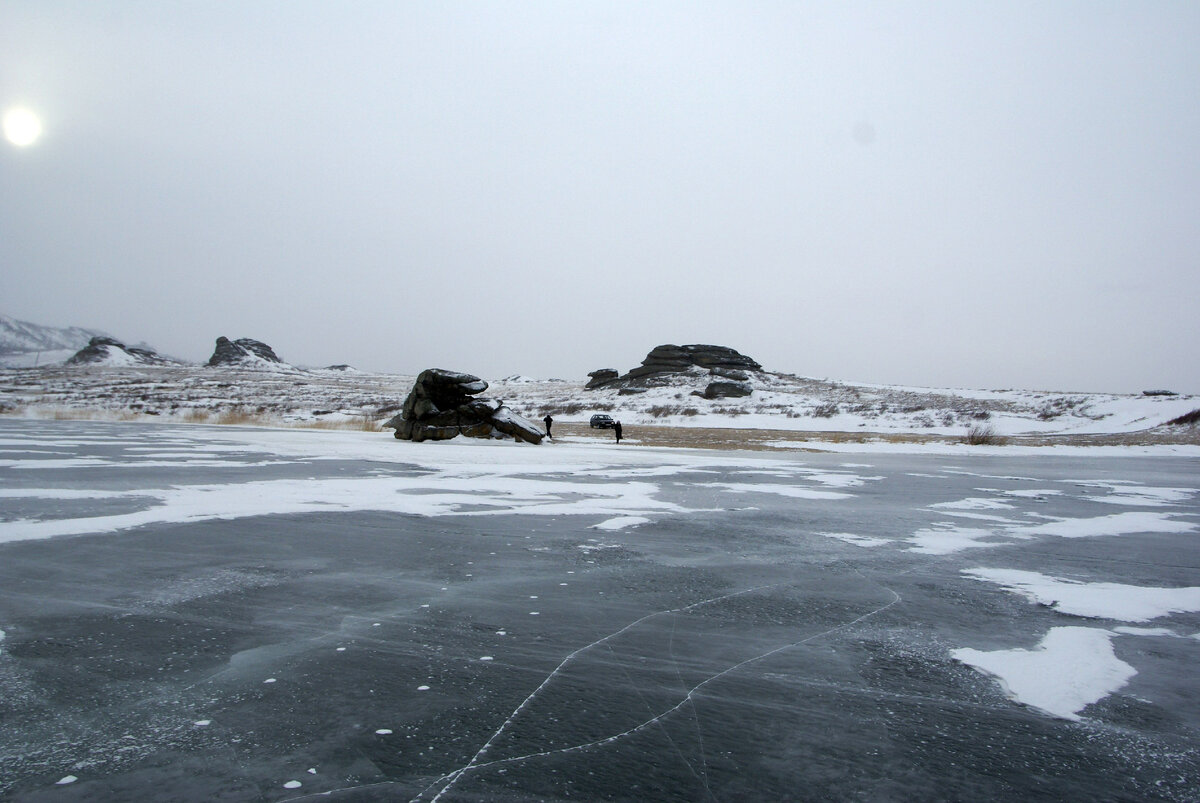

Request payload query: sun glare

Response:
[3,107,44,147]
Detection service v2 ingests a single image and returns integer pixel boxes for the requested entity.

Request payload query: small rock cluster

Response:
[587,343,761,398]
[383,369,544,444]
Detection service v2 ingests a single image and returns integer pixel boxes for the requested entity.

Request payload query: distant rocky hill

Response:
[206,337,294,370]
[587,344,763,399]
[67,336,178,366]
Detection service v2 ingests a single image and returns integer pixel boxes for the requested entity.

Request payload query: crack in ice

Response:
[415,584,779,802]
[415,580,901,801]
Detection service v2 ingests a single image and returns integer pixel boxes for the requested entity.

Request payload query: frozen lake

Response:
[1,419,1198,801]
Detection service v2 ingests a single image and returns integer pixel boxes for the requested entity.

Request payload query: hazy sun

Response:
[3,108,44,147]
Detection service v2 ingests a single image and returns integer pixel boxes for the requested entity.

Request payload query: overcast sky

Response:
[2,2,1198,393]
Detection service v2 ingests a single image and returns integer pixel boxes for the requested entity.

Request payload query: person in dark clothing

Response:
[543,414,553,438]
[613,421,623,443]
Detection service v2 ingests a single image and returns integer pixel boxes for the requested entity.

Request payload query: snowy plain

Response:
[0,419,1198,800]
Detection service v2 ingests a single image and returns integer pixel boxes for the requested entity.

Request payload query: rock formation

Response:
[383,369,544,444]
[67,336,172,366]
[626,344,761,379]
[586,344,762,393]
[586,369,619,389]
[696,380,753,399]
[206,337,284,367]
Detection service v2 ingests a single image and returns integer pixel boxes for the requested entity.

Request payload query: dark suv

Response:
[589,414,615,429]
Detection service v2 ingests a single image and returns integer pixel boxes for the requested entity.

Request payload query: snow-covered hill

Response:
[0,324,1194,438]
[0,314,107,365]
[488,371,1199,437]
[0,362,1195,440]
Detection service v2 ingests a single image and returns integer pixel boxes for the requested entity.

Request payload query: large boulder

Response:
[383,368,544,444]
[586,369,619,389]
[206,337,284,367]
[701,380,753,399]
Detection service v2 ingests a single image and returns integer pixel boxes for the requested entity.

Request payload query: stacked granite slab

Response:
[384,369,544,444]
[586,344,761,398]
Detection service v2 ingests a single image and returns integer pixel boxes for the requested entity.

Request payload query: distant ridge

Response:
[0,314,106,356]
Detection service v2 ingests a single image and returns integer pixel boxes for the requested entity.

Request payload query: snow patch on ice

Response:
[962,568,1200,622]
[1072,482,1198,507]
[908,525,1021,555]
[0,473,692,543]
[699,482,851,501]
[1010,511,1197,539]
[818,532,890,547]
[952,627,1135,721]
[592,516,649,531]
[982,488,1062,499]
[1112,626,1182,637]
[931,497,1015,510]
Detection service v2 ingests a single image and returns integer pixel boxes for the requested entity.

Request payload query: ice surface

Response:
[952,627,1136,721]
[2,420,1198,799]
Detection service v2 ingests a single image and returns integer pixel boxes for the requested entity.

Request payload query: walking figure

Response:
[543,414,553,438]
[614,420,623,444]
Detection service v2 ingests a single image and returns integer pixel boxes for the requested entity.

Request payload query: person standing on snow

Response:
[614,421,623,444]
[543,414,553,438]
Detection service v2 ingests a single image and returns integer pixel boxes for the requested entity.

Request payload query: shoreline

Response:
[4,411,1197,455]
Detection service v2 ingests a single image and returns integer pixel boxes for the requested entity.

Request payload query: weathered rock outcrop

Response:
[68,336,171,366]
[709,366,750,381]
[626,344,761,380]
[206,337,284,367]
[586,344,762,393]
[586,369,619,389]
[697,380,753,399]
[383,369,544,444]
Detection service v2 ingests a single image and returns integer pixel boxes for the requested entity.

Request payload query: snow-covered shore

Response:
[0,363,1197,446]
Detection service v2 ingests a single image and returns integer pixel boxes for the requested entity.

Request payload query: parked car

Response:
[589,414,615,429]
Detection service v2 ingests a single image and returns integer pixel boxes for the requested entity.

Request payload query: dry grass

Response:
[214,408,266,426]
[550,422,1200,451]
[300,415,379,432]
[964,424,1007,446]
